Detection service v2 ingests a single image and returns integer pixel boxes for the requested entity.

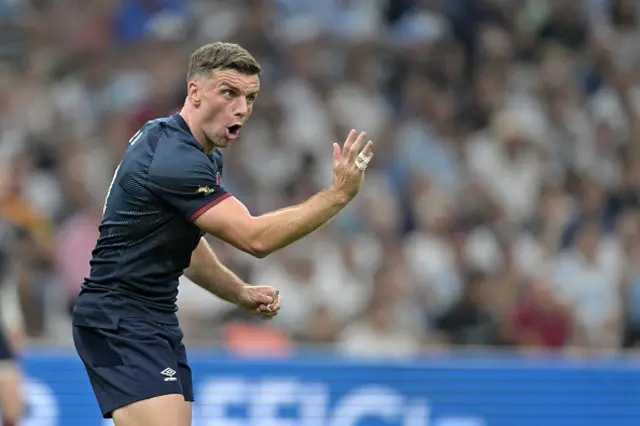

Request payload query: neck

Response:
[179,107,215,154]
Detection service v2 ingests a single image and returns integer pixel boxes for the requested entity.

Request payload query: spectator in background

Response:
[619,208,640,347]
[514,183,572,278]
[114,0,190,45]
[607,156,640,223]
[561,177,613,248]
[502,278,573,350]
[0,162,53,338]
[554,220,623,349]
[433,269,500,347]
[404,185,463,321]
[607,0,640,68]
[538,2,590,52]
[252,244,325,340]
[336,261,423,359]
[466,107,545,224]
[54,199,101,314]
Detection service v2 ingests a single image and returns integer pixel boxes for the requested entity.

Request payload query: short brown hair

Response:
[187,42,261,81]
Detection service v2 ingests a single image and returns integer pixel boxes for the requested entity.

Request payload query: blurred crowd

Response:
[1,0,640,358]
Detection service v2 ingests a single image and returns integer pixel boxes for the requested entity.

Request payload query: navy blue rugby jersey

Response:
[76,113,230,321]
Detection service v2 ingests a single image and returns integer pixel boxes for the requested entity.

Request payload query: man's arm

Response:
[183,237,245,304]
[195,130,373,258]
[184,237,282,318]
[194,187,349,258]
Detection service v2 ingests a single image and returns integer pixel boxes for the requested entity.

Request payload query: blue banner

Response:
[15,350,640,426]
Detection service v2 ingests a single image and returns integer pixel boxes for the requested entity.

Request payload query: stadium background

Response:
[2,0,640,424]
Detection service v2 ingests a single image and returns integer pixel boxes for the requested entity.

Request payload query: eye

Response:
[247,94,257,104]
[222,90,234,100]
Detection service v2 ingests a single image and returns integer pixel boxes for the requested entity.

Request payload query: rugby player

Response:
[72,41,374,426]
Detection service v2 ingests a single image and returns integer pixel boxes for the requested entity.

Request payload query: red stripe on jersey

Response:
[190,193,232,221]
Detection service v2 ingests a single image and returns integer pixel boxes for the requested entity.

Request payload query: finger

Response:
[259,306,278,315]
[260,312,278,319]
[256,306,277,319]
[265,302,280,313]
[246,286,280,309]
[265,304,280,314]
[254,304,272,316]
[268,300,281,312]
[250,285,277,295]
[348,131,367,160]
[269,293,282,311]
[261,300,281,314]
[333,143,341,167]
[256,294,273,305]
[342,129,357,151]
[360,140,374,160]
[260,313,277,320]
[248,287,274,305]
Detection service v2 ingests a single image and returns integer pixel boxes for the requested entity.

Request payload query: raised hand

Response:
[331,129,374,201]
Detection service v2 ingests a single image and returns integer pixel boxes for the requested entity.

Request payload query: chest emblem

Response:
[197,186,215,196]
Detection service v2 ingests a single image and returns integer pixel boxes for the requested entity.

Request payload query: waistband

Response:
[74,289,179,325]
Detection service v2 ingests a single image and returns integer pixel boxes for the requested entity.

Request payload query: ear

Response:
[187,81,201,107]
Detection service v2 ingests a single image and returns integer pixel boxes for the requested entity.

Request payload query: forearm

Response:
[183,238,244,305]
[195,185,353,258]
[250,186,349,256]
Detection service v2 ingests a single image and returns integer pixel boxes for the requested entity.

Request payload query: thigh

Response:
[112,394,192,426]
[0,328,22,417]
[0,365,23,420]
[73,318,188,418]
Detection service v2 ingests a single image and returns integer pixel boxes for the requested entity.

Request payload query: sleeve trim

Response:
[190,193,232,221]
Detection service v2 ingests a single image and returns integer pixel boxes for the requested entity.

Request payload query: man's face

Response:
[189,69,260,149]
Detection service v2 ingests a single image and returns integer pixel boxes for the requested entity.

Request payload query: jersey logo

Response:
[216,172,221,185]
[197,186,215,196]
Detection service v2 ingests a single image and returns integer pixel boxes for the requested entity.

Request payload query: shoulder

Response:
[146,123,211,179]
[133,117,185,150]
[150,145,212,182]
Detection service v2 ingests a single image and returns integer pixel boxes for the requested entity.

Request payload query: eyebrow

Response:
[220,82,259,97]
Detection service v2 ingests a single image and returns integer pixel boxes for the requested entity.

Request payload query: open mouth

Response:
[226,124,242,139]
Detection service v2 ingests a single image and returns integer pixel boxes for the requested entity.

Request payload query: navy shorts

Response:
[72,308,194,418]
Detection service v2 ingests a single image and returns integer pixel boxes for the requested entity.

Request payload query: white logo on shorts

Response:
[161,368,177,382]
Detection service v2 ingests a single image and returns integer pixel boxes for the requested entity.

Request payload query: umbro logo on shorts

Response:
[161,368,178,382]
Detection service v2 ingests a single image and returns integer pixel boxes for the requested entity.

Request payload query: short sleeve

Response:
[148,151,231,222]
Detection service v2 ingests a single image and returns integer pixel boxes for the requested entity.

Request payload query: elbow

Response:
[246,240,271,259]
[252,250,269,259]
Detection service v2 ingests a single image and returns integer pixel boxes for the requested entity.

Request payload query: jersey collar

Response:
[171,113,192,135]
[170,113,220,158]
[170,113,205,153]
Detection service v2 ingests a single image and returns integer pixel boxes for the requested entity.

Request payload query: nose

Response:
[233,97,249,118]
